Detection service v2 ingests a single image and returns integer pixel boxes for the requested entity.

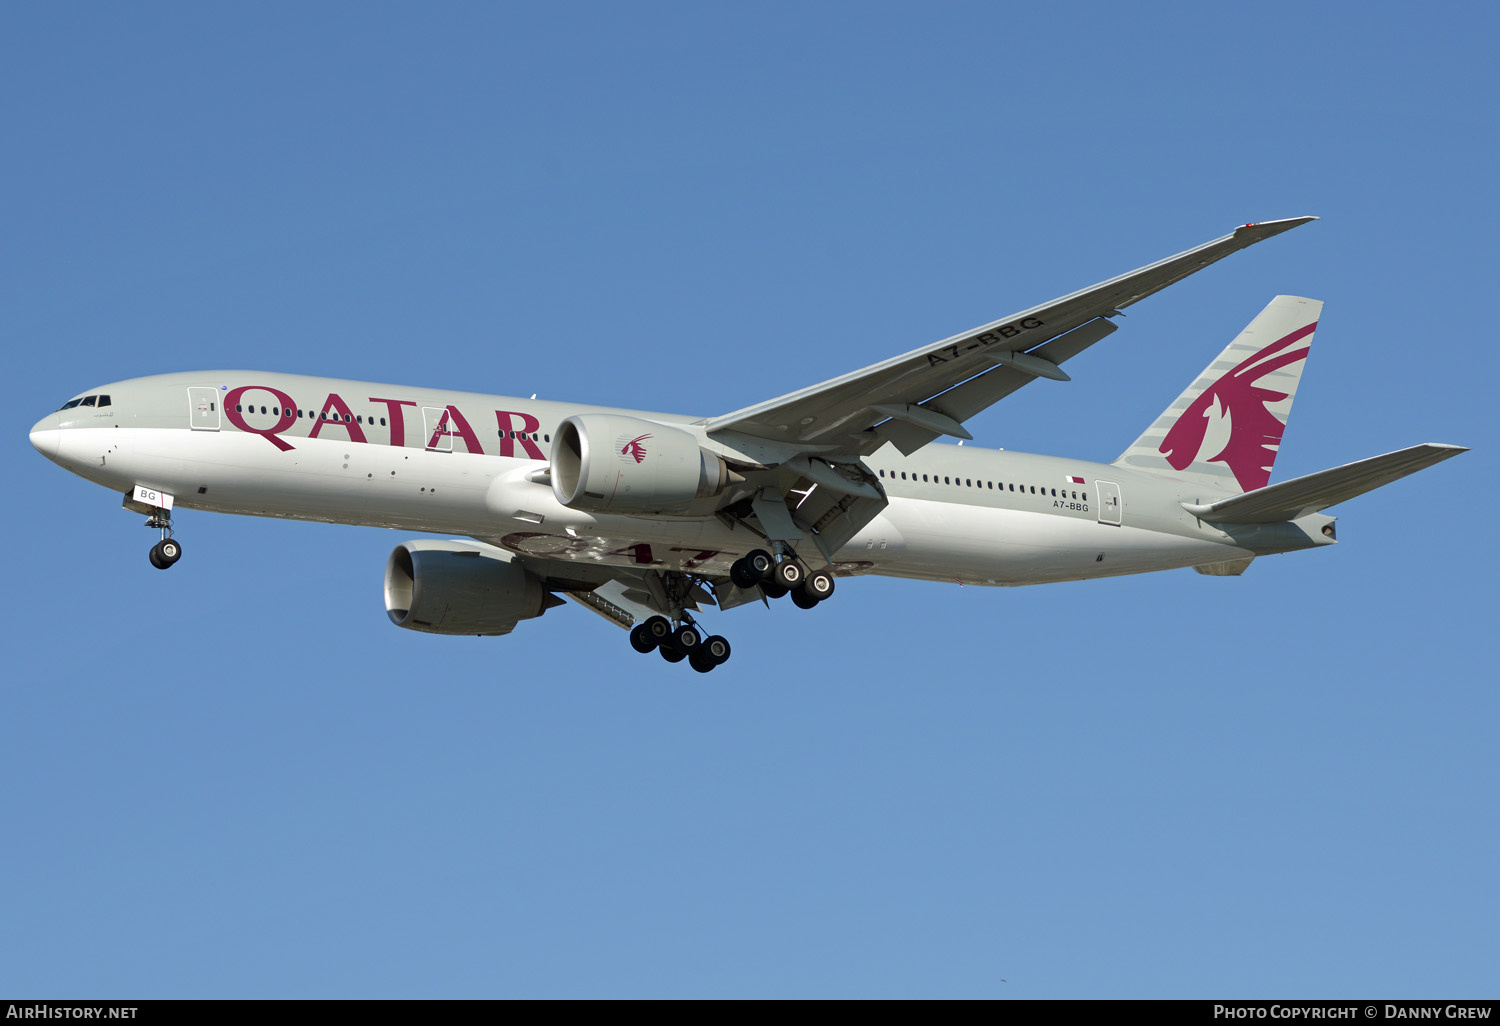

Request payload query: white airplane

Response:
[30,218,1465,671]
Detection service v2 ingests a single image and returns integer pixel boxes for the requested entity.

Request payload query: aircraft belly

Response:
[870,497,1246,585]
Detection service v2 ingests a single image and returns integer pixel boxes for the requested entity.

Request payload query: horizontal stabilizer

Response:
[1180,444,1468,523]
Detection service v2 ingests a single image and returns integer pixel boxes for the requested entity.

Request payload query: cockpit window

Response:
[56,394,111,411]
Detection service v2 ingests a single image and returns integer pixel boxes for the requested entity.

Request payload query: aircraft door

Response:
[1096,480,1122,525]
[422,406,453,451]
[187,387,220,430]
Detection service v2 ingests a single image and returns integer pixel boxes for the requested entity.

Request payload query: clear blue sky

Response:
[4,2,1495,998]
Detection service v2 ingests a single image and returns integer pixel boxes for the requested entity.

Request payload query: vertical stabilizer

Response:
[1114,295,1321,492]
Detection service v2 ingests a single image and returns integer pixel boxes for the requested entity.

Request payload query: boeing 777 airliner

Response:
[30,218,1466,671]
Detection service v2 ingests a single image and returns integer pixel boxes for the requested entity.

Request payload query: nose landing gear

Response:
[125,486,183,570]
[144,508,181,570]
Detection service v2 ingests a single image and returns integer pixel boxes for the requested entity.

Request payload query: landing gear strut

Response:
[145,508,182,570]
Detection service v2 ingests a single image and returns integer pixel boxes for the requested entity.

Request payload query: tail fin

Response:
[1114,295,1322,492]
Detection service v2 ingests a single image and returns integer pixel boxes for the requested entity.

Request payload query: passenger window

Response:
[81,396,97,407]
[922,474,929,482]
[381,418,387,426]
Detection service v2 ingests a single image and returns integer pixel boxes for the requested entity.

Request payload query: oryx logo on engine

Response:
[618,433,652,463]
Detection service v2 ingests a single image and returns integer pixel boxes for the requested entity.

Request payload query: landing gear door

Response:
[422,406,452,451]
[1096,480,1122,526]
[187,387,220,430]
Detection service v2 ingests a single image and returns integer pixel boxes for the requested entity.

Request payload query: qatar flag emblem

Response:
[1064,475,1085,484]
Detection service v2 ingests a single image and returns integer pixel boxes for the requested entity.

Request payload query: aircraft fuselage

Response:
[29,370,1331,588]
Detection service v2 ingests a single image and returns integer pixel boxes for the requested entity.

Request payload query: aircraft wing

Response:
[707,217,1317,457]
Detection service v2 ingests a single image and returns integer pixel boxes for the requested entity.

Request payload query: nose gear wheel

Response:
[143,507,181,570]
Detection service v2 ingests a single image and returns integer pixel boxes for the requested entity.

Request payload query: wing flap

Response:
[1181,444,1468,523]
[870,316,1120,454]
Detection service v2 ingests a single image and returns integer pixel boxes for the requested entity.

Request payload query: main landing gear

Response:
[624,549,833,672]
[629,615,732,673]
[729,548,834,609]
[145,508,182,570]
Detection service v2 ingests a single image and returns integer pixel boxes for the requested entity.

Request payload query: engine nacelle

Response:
[551,414,729,515]
[384,540,554,636]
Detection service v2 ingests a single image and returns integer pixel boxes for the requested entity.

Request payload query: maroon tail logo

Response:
[1159,323,1315,492]
[620,433,652,463]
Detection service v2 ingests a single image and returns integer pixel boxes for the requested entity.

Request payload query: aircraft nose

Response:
[30,416,60,460]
